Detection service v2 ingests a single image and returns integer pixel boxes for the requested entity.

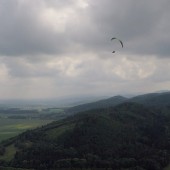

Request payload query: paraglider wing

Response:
[119,40,123,48]
[111,37,123,48]
[110,37,123,53]
[111,37,117,41]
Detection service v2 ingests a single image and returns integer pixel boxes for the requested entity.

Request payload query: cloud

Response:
[149,58,170,82]
[0,0,75,56]
[86,0,170,57]
[109,56,156,80]
[0,0,170,99]
[1,0,170,58]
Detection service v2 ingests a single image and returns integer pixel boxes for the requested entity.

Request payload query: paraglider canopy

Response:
[111,37,123,53]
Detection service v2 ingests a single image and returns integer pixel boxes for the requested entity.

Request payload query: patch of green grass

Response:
[0,144,17,161]
[47,123,75,140]
[43,108,64,114]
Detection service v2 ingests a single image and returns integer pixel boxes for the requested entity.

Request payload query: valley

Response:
[0,107,66,142]
[0,92,170,170]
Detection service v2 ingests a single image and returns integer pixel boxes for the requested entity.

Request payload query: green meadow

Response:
[0,118,52,142]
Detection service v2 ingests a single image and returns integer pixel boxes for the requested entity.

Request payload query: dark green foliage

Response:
[129,92,170,107]
[0,146,5,155]
[65,92,170,115]
[0,102,170,170]
[66,95,127,114]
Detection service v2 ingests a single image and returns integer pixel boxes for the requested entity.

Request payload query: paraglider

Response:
[111,37,123,53]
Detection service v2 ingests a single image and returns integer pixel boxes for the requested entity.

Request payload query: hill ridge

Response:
[65,92,170,114]
[0,102,170,170]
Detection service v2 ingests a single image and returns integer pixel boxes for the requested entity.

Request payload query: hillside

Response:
[0,102,170,170]
[129,92,170,107]
[65,95,127,114]
[64,92,170,115]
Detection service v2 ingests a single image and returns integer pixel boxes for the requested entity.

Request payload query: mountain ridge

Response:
[65,92,170,114]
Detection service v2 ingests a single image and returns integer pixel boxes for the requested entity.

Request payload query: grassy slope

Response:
[45,122,75,141]
[0,144,17,161]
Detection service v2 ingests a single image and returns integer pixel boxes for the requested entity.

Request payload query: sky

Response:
[0,0,170,100]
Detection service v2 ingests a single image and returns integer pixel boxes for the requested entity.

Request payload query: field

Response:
[0,118,52,142]
[0,106,66,142]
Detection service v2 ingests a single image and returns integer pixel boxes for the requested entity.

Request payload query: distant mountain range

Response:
[66,92,170,114]
[66,95,127,114]
[1,91,169,109]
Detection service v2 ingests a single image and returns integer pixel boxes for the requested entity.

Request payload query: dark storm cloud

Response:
[0,0,70,56]
[0,0,169,58]
[0,0,170,100]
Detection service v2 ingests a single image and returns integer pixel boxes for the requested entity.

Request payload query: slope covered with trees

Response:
[64,92,170,115]
[0,102,170,170]
[65,95,127,114]
[129,92,170,107]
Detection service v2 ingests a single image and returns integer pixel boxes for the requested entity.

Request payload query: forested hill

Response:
[65,95,127,114]
[129,92,170,107]
[66,92,170,114]
[0,102,170,170]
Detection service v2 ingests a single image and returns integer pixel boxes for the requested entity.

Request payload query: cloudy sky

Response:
[0,0,170,100]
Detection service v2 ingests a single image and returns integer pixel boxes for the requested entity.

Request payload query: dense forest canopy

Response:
[0,94,170,170]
